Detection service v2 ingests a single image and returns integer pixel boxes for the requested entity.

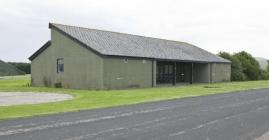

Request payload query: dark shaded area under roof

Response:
[30,23,230,63]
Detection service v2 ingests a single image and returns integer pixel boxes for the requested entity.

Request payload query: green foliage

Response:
[218,51,269,81]
[267,60,269,72]
[218,52,231,60]
[8,62,31,74]
[260,70,269,80]
[218,52,246,81]
[234,51,261,80]
[0,60,25,76]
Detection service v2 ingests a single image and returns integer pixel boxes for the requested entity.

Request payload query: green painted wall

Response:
[31,45,54,87]
[193,63,210,83]
[211,63,231,82]
[31,29,104,89]
[192,63,231,83]
[103,57,153,89]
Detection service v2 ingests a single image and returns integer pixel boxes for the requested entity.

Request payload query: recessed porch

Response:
[156,61,211,86]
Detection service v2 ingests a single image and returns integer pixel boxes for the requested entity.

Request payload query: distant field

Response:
[0,75,269,120]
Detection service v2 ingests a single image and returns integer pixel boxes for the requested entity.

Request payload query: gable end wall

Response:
[211,63,231,82]
[31,28,104,89]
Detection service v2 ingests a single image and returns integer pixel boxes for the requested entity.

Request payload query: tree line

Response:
[8,62,31,74]
[218,51,269,81]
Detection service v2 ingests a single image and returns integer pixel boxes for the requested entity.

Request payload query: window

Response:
[156,62,174,84]
[57,58,64,73]
[169,65,173,73]
[164,65,169,74]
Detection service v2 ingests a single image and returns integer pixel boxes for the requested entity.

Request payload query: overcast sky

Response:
[0,0,269,62]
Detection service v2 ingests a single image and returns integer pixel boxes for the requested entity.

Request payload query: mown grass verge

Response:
[0,75,269,120]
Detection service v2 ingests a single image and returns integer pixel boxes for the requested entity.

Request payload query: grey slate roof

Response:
[49,23,230,63]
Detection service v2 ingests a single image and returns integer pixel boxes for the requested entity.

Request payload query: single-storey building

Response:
[29,23,231,90]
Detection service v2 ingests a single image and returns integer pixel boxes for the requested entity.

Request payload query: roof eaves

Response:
[105,54,231,63]
[29,41,51,61]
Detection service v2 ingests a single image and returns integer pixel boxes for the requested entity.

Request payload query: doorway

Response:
[156,61,193,85]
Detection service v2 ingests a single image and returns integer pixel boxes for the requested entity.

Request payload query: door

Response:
[176,63,185,82]
[156,62,174,84]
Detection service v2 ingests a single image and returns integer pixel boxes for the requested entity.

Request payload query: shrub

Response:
[218,52,246,81]
[234,51,261,80]
[260,70,269,80]
[267,60,269,72]
[218,51,268,81]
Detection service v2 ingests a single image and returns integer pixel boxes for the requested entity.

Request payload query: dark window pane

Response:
[169,65,173,74]
[165,65,168,74]
[57,58,64,73]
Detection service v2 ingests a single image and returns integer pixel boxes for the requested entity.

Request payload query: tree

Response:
[218,52,246,81]
[8,62,31,74]
[260,70,269,80]
[218,52,231,60]
[263,60,269,80]
[267,60,269,72]
[233,51,261,80]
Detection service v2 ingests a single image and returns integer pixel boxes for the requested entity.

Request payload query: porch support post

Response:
[190,62,194,84]
[173,62,176,85]
[152,59,156,87]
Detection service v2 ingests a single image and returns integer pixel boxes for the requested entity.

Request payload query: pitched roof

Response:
[31,23,230,63]
[29,41,51,61]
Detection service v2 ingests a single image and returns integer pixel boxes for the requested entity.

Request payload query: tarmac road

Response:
[1,88,269,140]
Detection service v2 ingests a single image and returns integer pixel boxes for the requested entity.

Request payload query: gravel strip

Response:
[0,92,73,106]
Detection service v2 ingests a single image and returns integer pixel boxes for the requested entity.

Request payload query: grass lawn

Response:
[0,75,269,120]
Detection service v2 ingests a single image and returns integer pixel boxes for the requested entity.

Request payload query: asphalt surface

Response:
[1,88,269,140]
